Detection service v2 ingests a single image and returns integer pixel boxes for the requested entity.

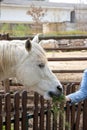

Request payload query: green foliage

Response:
[57,30,87,35]
[52,94,65,103]
[0,23,32,36]
[1,23,87,37]
[52,94,65,118]
[0,23,10,34]
[45,30,87,36]
[13,24,32,36]
[3,124,14,130]
[52,94,70,130]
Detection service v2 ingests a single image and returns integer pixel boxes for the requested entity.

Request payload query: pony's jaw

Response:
[34,80,63,100]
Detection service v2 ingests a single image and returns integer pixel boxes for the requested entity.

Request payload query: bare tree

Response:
[27,4,47,24]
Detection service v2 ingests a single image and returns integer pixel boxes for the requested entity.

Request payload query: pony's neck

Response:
[0,41,25,81]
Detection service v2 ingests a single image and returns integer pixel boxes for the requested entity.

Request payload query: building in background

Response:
[0,0,87,34]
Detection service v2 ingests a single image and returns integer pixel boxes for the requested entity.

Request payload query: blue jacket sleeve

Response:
[66,90,87,103]
[66,69,87,103]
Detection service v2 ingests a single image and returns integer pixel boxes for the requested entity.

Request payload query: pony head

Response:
[0,35,63,100]
[16,35,63,99]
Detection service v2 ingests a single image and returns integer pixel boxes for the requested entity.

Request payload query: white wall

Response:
[0,4,71,23]
[0,6,32,23]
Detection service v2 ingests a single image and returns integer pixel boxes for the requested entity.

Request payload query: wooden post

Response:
[4,79,10,93]
[22,91,27,130]
[5,93,11,130]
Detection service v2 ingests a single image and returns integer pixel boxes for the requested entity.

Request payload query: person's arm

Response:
[66,90,87,103]
[66,69,87,103]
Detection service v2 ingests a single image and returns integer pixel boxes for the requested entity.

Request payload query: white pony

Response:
[0,35,63,99]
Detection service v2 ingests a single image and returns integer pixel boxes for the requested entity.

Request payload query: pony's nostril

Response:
[57,85,62,92]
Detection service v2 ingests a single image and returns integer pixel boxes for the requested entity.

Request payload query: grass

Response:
[0,23,33,37]
[0,23,87,36]
[45,30,87,36]
[3,124,14,130]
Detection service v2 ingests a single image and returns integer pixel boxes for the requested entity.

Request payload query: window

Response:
[70,10,75,23]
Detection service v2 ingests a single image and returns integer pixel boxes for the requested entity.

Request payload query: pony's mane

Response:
[0,40,24,74]
[0,40,47,75]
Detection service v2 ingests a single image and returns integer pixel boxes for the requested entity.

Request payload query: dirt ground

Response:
[46,50,87,82]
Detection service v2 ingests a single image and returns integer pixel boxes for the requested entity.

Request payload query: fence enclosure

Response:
[0,34,87,130]
[0,84,87,130]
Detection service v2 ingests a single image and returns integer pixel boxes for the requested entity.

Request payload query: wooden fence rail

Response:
[0,33,87,40]
[4,34,87,40]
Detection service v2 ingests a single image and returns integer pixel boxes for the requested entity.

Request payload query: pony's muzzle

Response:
[57,85,63,92]
[48,85,63,98]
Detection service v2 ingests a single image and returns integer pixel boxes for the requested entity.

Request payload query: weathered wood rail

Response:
[6,34,87,40]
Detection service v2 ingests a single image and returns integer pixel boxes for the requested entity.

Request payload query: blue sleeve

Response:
[66,69,87,103]
[66,90,87,103]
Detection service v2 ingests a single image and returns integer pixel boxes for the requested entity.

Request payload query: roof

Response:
[1,0,87,9]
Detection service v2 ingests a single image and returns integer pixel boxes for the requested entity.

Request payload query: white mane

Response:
[0,41,17,76]
[0,40,46,80]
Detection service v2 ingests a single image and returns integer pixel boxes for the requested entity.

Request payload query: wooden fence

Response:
[0,33,87,40]
[0,34,87,130]
[0,83,87,130]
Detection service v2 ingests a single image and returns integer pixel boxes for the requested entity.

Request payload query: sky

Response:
[49,0,87,4]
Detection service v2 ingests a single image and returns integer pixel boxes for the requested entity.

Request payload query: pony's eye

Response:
[38,63,45,68]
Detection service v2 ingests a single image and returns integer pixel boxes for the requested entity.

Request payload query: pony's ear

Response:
[25,39,32,52]
[32,34,39,43]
